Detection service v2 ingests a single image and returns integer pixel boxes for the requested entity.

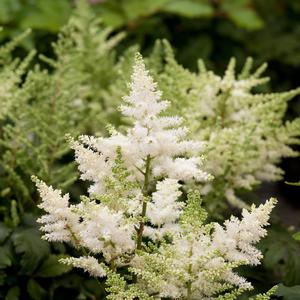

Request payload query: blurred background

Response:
[1,0,298,221]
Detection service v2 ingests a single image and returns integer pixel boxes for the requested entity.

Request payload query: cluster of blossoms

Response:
[146,41,300,209]
[34,54,277,299]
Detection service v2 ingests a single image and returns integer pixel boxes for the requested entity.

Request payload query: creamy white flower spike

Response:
[212,198,277,265]
[33,177,79,244]
[60,256,106,277]
[71,53,210,196]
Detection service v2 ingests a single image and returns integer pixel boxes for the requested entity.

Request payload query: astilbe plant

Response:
[142,40,300,210]
[0,0,126,210]
[34,54,277,300]
[0,29,35,120]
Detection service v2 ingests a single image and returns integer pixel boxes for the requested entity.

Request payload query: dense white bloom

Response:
[33,177,79,244]
[212,198,277,265]
[133,198,276,299]
[147,179,183,226]
[75,200,136,263]
[71,54,210,196]
[140,42,300,208]
[145,179,184,240]
[60,256,106,277]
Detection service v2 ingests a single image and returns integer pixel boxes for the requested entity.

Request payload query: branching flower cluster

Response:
[140,41,300,209]
[34,54,277,300]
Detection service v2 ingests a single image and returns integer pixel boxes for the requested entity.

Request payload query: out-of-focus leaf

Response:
[11,228,50,274]
[0,270,6,285]
[260,226,300,285]
[0,244,12,269]
[98,1,127,28]
[286,181,300,186]
[123,0,170,21]
[0,0,22,23]
[20,0,71,32]
[276,284,300,300]
[293,231,300,241]
[162,0,214,18]
[27,279,46,300]
[5,287,20,300]
[0,223,11,243]
[36,255,72,278]
[228,8,264,30]
[222,0,264,30]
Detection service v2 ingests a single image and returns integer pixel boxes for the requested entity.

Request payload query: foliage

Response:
[0,0,72,52]
[0,0,125,214]
[0,213,106,300]
[94,0,263,31]
[0,2,128,299]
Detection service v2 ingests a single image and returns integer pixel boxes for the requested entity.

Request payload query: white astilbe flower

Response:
[60,256,107,277]
[74,200,136,263]
[133,198,277,299]
[71,53,210,196]
[145,179,184,240]
[32,176,79,244]
[34,177,136,264]
[212,198,277,265]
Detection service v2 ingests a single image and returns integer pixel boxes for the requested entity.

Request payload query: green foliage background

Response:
[0,0,300,299]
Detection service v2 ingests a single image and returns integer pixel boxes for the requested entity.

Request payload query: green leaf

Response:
[0,223,11,243]
[228,8,264,30]
[276,284,300,300]
[5,287,20,300]
[20,0,71,32]
[293,231,300,241]
[261,227,300,285]
[36,255,72,278]
[98,2,127,27]
[122,0,170,20]
[0,244,12,269]
[162,0,213,18]
[222,1,264,30]
[27,279,46,300]
[11,228,50,274]
[0,270,6,285]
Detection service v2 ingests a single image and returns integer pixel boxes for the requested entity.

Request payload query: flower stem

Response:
[136,154,151,250]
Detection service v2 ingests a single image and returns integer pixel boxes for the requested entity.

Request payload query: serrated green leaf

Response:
[11,228,50,274]
[276,284,300,300]
[162,0,213,18]
[5,287,20,300]
[27,279,46,300]
[36,255,72,278]
[261,227,300,285]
